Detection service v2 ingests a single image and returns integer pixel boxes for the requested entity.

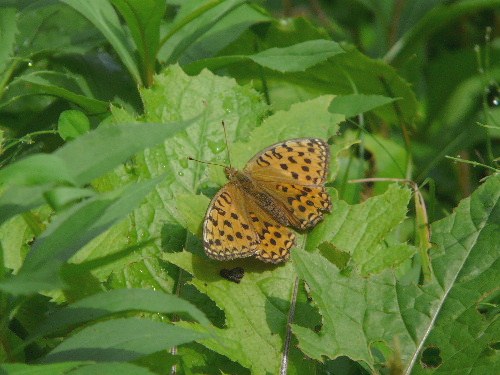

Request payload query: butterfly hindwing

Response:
[246,204,296,263]
[203,183,258,260]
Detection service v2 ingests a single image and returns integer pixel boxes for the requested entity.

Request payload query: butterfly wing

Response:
[203,183,258,260]
[244,138,332,230]
[246,202,296,263]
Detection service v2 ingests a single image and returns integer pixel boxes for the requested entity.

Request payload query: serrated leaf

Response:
[307,184,414,275]
[165,251,295,374]
[292,175,499,373]
[42,317,207,363]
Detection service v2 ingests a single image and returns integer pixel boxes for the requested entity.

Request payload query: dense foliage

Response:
[0,1,498,374]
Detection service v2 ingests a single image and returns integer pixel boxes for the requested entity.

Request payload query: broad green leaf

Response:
[0,185,48,225]
[0,71,109,114]
[0,176,164,294]
[292,174,499,372]
[42,317,208,363]
[61,0,141,84]
[54,121,197,186]
[185,39,345,74]
[32,288,209,338]
[110,0,166,86]
[0,154,76,187]
[58,110,90,141]
[250,39,345,72]
[0,8,17,75]
[306,183,414,275]
[329,94,397,117]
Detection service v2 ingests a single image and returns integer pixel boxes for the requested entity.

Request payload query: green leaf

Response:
[250,40,345,72]
[60,0,141,84]
[54,120,197,186]
[58,110,91,141]
[67,363,156,375]
[42,317,208,363]
[307,184,414,275]
[329,94,397,117]
[110,0,166,86]
[0,120,196,225]
[0,71,109,114]
[292,175,499,372]
[0,8,17,75]
[0,154,76,187]
[32,288,209,338]
[159,0,249,64]
[0,363,87,375]
[180,4,270,64]
[185,39,345,74]
[165,252,296,375]
[0,176,164,294]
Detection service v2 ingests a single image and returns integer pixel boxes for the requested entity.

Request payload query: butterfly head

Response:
[224,166,238,180]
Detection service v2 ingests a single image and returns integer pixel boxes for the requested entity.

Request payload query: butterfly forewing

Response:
[203,183,258,260]
[244,138,332,230]
[244,138,330,185]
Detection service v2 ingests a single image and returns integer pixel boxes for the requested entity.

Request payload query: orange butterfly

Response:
[202,138,331,263]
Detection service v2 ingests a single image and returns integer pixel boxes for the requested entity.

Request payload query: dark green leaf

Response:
[58,110,91,141]
[33,288,209,338]
[329,94,397,117]
[42,318,208,363]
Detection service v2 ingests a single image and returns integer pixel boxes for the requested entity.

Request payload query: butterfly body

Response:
[203,138,332,263]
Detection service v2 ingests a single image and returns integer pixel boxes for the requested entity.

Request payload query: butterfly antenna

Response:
[187,157,226,168]
[221,121,232,168]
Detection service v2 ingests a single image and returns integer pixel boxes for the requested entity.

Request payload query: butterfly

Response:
[203,138,332,263]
